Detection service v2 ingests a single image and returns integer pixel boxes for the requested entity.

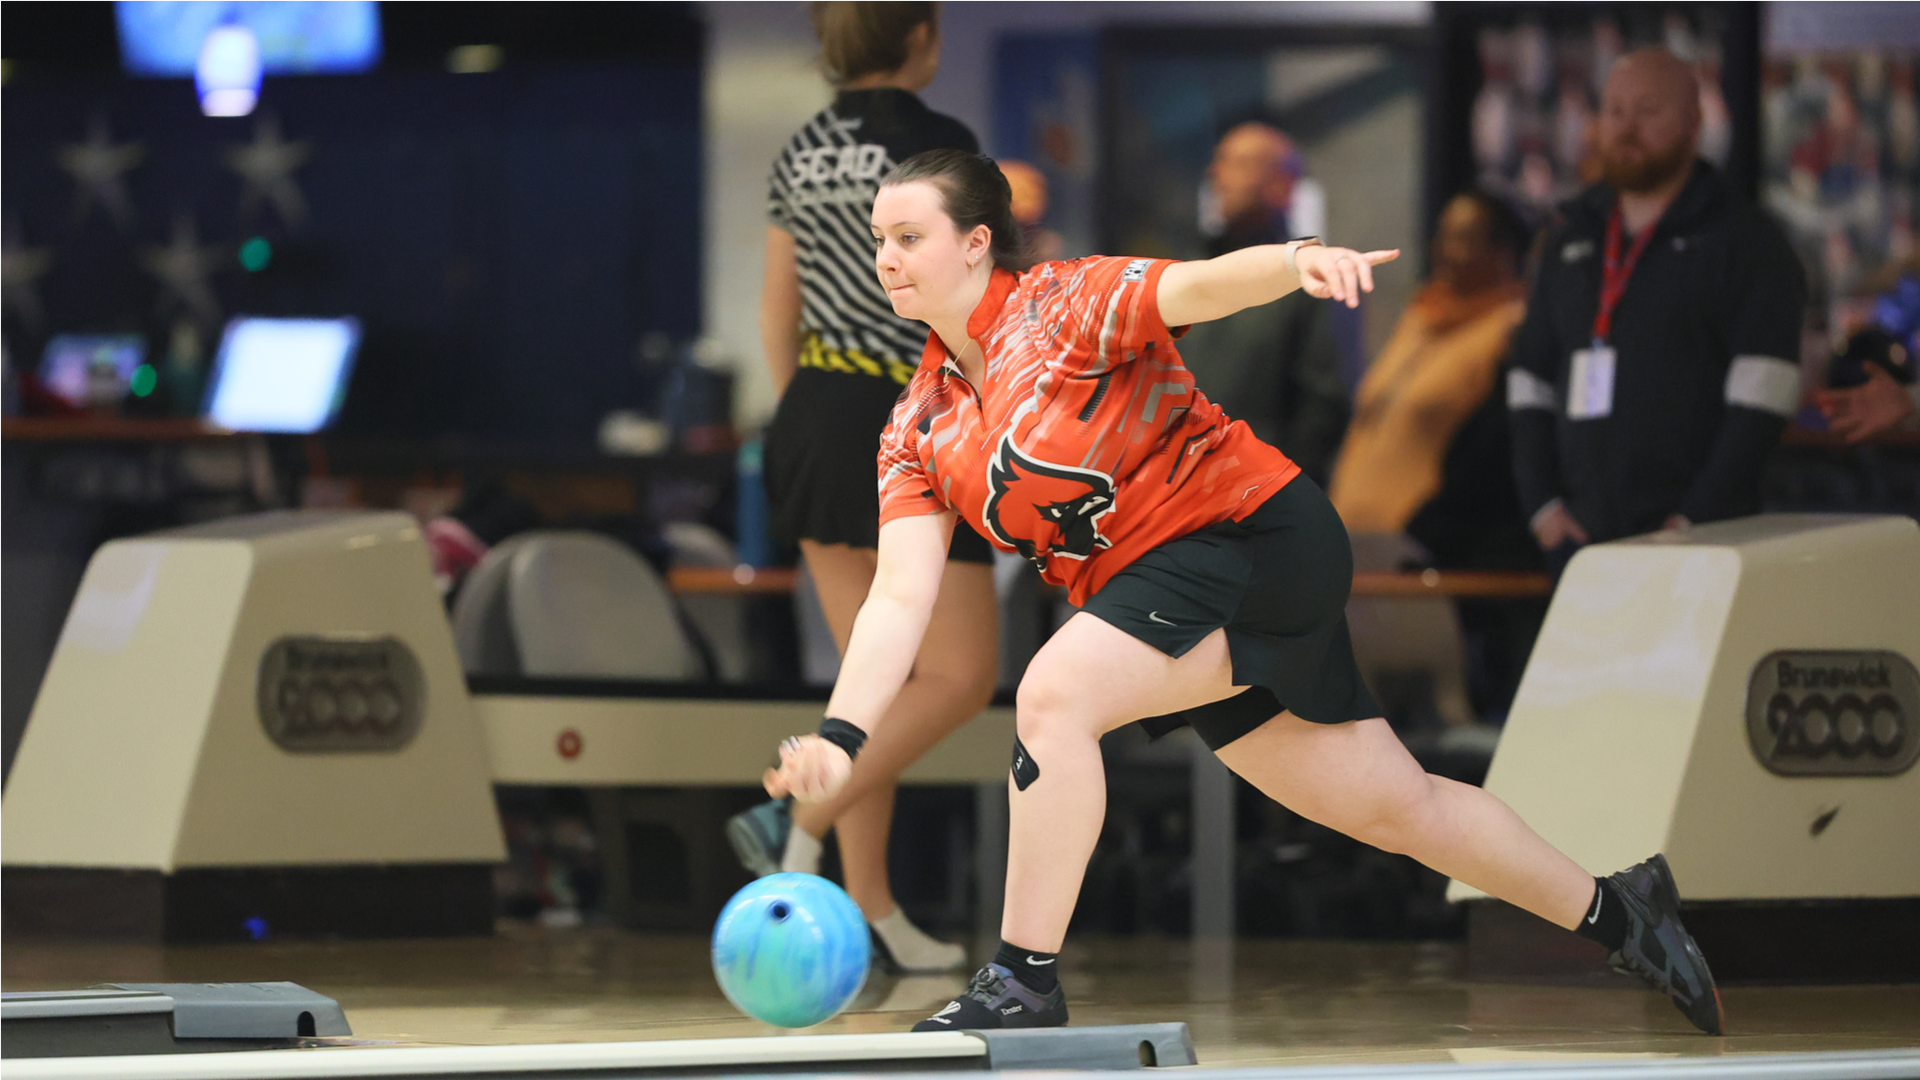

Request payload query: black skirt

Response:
[764,365,993,562]
[1078,474,1380,749]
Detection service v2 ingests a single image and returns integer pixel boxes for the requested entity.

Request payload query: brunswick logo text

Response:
[1746,650,1917,777]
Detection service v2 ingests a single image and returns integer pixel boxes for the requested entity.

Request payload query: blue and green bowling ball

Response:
[712,872,869,1027]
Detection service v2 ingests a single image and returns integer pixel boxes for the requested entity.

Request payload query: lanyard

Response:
[1593,204,1659,344]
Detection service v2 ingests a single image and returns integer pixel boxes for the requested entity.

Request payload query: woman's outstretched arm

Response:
[764,511,955,802]
[1157,241,1400,327]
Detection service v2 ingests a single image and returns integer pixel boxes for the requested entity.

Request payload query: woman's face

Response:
[871,180,989,323]
[1431,196,1511,295]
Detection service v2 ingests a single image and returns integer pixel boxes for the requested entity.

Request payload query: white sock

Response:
[781,826,823,875]
[871,907,966,972]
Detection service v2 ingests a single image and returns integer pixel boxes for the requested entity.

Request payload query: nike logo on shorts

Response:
[1147,611,1176,626]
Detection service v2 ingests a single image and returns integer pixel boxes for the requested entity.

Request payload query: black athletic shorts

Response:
[1079,474,1380,750]
[764,365,993,563]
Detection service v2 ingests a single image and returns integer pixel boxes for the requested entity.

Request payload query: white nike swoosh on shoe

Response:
[1147,611,1175,626]
[1026,955,1055,965]
[931,1002,961,1019]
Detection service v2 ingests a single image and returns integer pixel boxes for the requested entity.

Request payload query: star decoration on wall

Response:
[226,115,313,229]
[56,117,146,229]
[2,219,53,333]
[141,213,225,328]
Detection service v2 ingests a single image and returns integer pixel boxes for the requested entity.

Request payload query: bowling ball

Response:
[712,872,869,1027]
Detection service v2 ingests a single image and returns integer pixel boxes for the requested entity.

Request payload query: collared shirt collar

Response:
[921,267,1019,376]
[969,267,1018,340]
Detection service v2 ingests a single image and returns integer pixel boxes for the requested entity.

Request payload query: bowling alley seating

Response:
[450,529,748,927]
[451,531,708,681]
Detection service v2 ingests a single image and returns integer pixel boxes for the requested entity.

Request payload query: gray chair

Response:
[448,529,719,930]
[508,531,704,681]
[449,534,530,677]
[449,530,703,681]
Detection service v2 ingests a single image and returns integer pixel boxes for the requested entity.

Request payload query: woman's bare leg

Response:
[1001,613,1244,950]
[795,541,998,919]
[1003,613,1595,954]
[1213,713,1594,929]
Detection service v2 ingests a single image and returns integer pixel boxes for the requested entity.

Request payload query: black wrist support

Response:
[817,717,868,762]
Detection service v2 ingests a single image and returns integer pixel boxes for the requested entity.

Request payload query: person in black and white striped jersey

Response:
[727,2,997,974]
[1506,48,1808,574]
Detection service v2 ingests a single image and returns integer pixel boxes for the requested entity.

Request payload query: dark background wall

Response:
[1,3,705,445]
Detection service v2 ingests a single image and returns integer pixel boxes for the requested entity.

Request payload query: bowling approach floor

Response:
[6,926,1918,1070]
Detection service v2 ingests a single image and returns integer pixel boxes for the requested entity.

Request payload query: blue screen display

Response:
[116,1,381,76]
[203,317,362,434]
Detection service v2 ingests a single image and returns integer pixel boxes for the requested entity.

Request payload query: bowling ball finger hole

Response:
[770,902,791,921]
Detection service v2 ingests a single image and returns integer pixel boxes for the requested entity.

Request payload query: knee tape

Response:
[1011,735,1040,790]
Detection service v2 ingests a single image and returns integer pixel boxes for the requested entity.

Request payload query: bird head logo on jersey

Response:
[984,435,1116,573]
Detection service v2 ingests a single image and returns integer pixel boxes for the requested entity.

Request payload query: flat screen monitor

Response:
[116,1,382,77]
[39,335,147,409]
[203,317,361,434]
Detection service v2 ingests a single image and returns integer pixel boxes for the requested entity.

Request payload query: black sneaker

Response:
[911,963,1067,1031]
[1607,854,1724,1035]
[724,799,790,878]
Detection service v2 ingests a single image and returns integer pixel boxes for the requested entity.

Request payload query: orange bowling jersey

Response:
[876,257,1301,606]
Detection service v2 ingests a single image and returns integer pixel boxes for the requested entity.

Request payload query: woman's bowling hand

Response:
[764,734,852,803]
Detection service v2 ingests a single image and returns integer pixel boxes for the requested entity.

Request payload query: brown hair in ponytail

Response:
[810,2,939,86]
[880,150,1032,273]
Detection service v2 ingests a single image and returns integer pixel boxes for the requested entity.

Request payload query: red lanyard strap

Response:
[1593,205,1658,344]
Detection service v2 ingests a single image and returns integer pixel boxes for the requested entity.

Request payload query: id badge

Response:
[1567,343,1617,420]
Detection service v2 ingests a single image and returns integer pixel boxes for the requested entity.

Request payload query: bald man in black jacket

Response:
[1508,49,1807,565]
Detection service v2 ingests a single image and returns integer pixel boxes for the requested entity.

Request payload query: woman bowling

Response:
[764,149,1724,1036]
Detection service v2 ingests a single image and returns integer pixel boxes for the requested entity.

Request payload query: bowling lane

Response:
[5,928,1917,1064]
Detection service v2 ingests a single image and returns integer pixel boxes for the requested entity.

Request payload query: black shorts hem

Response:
[1078,476,1381,749]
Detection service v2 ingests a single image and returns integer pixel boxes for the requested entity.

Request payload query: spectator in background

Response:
[998,159,1064,263]
[1179,122,1349,484]
[1817,271,1920,442]
[1508,48,1807,570]
[1329,190,1534,568]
